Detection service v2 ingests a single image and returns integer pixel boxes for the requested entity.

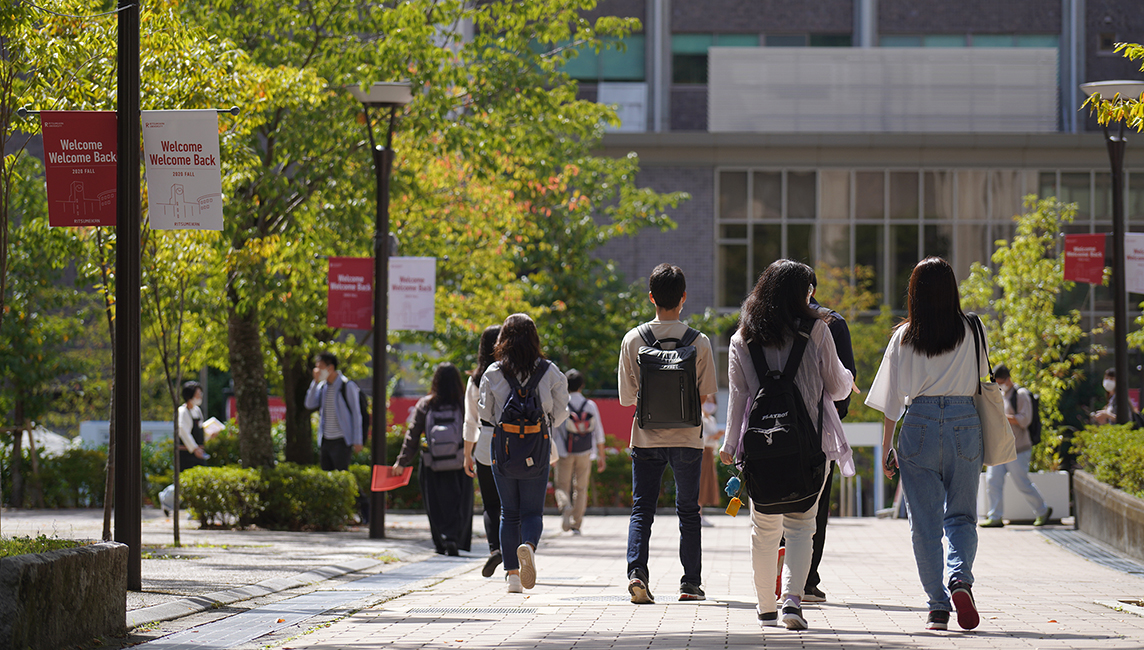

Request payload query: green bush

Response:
[1072,423,1144,498]
[180,466,263,528]
[37,448,107,508]
[256,463,357,531]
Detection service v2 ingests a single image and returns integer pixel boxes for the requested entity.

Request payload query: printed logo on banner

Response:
[328,257,374,330]
[390,257,436,332]
[142,110,224,230]
[1063,233,1107,285]
[40,111,118,227]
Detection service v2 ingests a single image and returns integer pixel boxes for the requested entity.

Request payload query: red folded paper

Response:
[371,465,413,492]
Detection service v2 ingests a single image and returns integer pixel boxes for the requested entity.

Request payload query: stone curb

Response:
[126,557,380,628]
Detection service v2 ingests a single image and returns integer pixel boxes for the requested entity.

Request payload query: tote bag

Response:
[966,313,1017,466]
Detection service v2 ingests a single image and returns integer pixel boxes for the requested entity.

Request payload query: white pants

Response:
[750,496,819,614]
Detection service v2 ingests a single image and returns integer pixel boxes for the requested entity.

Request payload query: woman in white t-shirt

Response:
[865,257,989,633]
[463,325,503,578]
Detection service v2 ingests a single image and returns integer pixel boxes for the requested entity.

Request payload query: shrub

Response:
[1072,423,1144,498]
[180,466,263,528]
[256,463,357,531]
[0,535,82,559]
[32,448,107,508]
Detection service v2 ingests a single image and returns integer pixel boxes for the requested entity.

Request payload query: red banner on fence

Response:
[328,257,374,330]
[1063,233,1106,284]
[41,111,118,227]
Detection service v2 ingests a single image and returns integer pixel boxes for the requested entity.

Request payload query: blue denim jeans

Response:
[493,463,549,571]
[627,446,703,586]
[898,396,981,612]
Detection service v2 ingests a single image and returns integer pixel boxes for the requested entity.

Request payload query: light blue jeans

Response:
[985,449,1048,520]
[898,396,981,612]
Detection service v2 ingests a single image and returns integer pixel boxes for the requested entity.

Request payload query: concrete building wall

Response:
[1085,0,1144,87]
[878,0,1061,34]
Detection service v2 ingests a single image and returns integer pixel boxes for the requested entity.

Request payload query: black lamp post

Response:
[1080,80,1144,426]
[348,82,412,539]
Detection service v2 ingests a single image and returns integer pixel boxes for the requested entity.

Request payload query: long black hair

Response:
[472,325,501,385]
[494,313,544,379]
[428,362,464,409]
[738,259,820,347]
[898,256,966,357]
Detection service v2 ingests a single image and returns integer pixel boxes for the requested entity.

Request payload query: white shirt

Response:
[865,318,990,422]
[177,403,203,452]
[463,376,494,466]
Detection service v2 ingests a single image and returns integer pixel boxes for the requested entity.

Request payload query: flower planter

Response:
[1074,470,1144,564]
[0,541,127,650]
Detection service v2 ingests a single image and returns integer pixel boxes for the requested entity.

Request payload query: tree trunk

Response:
[10,399,23,508]
[227,299,274,468]
[282,341,315,465]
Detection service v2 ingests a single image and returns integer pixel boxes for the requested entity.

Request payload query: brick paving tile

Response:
[271,513,1144,650]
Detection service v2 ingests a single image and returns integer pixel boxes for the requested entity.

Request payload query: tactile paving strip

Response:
[1040,528,1144,575]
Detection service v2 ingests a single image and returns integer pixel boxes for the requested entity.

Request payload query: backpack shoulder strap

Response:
[637,323,658,348]
[778,318,814,382]
[569,399,586,417]
[523,359,550,392]
[746,337,775,383]
[339,379,353,411]
[502,366,523,393]
[679,327,701,347]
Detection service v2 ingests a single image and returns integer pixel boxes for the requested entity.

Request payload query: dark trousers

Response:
[319,437,352,471]
[493,463,549,570]
[476,461,501,554]
[805,461,836,591]
[419,460,474,553]
[627,446,703,586]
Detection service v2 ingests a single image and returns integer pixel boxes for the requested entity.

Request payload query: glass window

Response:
[856,172,885,220]
[972,35,1014,47]
[1094,172,1113,221]
[720,171,748,220]
[809,34,852,47]
[752,224,782,277]
[721,224,748,239]
[991,170,1035,222]
[672,34,711,84]
[890,171,919,220]
[924,223,953,260]
[890,225,919,309]
[766,34,807,47]
[957,170,988,221]
[1130,172,1144,225]
[672,34,714,54]
[719,244,749,308]
[561,44,600,80]
[601,34,646,81]
[820,170,850,220]
[925,171,955,220]
[881,35,921,47]
[788,224,815,264]
[923,35,967,48]
[855,225,885,297]
[1039,171,1057,199]
[954,223,989,284]
[753,172,782,220]
[1060,172,1092,220]
[717,34,760,47]
[1016,34,1059,48]
[820,221,850,268]
[788,171,816,220]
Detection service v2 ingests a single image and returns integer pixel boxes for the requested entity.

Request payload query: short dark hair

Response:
[994,364,1011,380]
[565,369,584,393]
[649,263,686,311]
[181,381,203,403]
[315,351,338,369]
[1105,367,1116,379]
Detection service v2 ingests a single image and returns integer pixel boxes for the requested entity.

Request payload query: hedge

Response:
[180,466,263,528]
[1072,423,1144,498]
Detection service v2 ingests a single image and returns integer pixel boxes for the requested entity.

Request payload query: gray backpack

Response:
[422,406,465,471]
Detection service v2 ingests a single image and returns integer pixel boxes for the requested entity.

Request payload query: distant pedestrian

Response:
[478,314,569,593]
[698,394,723,527]
[980,365,1052,528]
[552,369,606,535]
[463,325,504,577]
[720,260,855,630]
[1090,367,1138,424]
[392,362,474,556]
[618,263,717,604]
[866,256,986,631]
[177,381,208,470]
[304,352,363,472]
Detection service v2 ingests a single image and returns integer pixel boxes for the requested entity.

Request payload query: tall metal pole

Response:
[1107,122,1131,425]
[114,0,142,590]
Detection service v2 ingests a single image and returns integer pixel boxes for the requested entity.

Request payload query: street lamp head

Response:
[348,82,414,107]
[1080,80,1144,100]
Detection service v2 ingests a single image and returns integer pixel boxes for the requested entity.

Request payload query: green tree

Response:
[1082,43,1144,131]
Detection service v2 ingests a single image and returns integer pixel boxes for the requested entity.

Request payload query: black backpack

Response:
[492,360,552,479]
[740,319,827,515]
[340,381,371,441]
[422,406,465,471]
[1008,387,1041,446]
[564,400,594,454]
[635,323,702,430]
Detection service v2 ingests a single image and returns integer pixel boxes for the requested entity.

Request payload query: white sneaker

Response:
[517,544,537,589]
[506,573,523,593]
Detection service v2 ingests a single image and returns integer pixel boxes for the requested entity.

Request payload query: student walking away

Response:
[719,260,856,631]
[618,263,718,604]
[980,365,1052,528]
[304,352,364,471]
[463,325,504,576]
[802,272,857,603]
[552,369,606,535]
[479,314,569,593]
[866,256,987,632]
[392,363,474,556]
[698,395,723,527]
[177,381,209,471]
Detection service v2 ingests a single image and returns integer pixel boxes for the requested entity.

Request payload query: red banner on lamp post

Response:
[1063,233,1106,284]
[41,111,118,227]
[328,257,373,329]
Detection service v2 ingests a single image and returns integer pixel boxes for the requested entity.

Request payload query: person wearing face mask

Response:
[1091,368,1136,425]
[305,351,364,471]
[177,381,208,470]
[698,394,723,527]
[980,365,1051,528]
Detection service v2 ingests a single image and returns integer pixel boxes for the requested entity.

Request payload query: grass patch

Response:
[370,552,400,564]
[0,535,84,559]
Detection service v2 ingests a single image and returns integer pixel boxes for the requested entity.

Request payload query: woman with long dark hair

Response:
[392,362,474,556]
[720,260,855,630]
[478,314,569,593]
[463,325,504,577]
[866,257,988,632]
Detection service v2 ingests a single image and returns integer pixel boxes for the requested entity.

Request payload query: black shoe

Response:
[926,610,950,630]
[679,583,705,601]
[482,550,502,577]
[803,585,826,603]
[444,540,459,557]
[949,580,979,630]
[628,577,654,604]
[781,604,807,630]
[758,610,779,627]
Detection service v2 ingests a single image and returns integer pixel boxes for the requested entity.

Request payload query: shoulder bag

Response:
[966,313,1017,466]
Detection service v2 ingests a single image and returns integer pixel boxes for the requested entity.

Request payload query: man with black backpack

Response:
[617,264,717,604]
[304,352,363,471]
[980,365,1052,528]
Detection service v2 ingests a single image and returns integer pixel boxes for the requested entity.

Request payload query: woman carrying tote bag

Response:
[865,257,990,633]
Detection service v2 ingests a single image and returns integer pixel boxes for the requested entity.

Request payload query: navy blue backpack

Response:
[492,360,552,479]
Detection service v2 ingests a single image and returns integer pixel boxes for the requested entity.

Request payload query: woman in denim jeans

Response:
[866,257,989,632]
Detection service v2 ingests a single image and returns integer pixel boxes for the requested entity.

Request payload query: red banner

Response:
[328,257,374,330]
[40,111,118,227]
[1063,234,1106,284]
[226,396,286,423]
